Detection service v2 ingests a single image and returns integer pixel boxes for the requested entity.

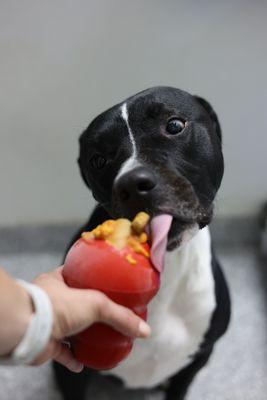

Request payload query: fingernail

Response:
[70,360,84,373]
[138,320,151,337]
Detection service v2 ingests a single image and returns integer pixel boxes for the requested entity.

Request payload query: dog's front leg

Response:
[164,347,213,400]
[53,361,96,400]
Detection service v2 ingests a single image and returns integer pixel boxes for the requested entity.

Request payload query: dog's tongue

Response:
[149,214,173,273]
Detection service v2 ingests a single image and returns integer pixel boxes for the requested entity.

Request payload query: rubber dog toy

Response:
[63,212,160,370]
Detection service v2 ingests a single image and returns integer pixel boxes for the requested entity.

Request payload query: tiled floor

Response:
[0,245,267,400]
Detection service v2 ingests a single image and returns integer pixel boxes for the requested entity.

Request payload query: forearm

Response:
[0,268,33,355]
[0,266,150,371]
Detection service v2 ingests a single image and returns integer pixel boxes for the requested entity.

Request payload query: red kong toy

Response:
[63,212,160,370]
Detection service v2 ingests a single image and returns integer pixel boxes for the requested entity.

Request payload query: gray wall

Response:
[0,0,266,226]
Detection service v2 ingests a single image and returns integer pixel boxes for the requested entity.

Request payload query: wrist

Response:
[12,283,34,350]
[0,269,33,356]
[0,280,53,365]
[0,277,33,356]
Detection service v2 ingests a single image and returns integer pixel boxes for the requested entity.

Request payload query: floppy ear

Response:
[78,156,89,187]
[78,134,91,189]
[194,96,222,143]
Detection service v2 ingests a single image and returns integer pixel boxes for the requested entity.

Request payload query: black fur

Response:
[54,87,231,399]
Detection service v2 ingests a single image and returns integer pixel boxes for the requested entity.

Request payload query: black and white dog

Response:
[54,87,231,400]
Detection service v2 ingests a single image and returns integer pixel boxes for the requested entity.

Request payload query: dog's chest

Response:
[103,227,216,388]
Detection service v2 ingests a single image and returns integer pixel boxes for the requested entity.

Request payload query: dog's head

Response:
[78,87,223,269]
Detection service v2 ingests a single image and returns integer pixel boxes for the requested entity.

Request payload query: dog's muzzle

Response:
[113,166,157,217]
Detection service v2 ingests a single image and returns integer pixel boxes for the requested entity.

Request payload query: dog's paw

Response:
[145,390,165,400]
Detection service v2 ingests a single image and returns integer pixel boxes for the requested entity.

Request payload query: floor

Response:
[0,245,267,400]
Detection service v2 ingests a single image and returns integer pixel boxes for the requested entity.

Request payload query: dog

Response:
[54,86,231,400]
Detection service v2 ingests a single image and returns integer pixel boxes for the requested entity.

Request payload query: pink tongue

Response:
[149,214,173,273]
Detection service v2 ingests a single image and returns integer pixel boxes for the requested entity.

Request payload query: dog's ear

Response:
[194,96,222,143]
[78,156,89,187]
[78,134,91,189]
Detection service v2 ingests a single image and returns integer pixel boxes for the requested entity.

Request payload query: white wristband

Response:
[0,280,53,366]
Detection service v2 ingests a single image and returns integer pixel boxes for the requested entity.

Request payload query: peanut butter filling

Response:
[81,212,150,264]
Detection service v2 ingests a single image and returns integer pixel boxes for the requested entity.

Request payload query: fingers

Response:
[34,270,151,344]
[31,340,83,373]
[94,293,151,338]
[53,342,84,373]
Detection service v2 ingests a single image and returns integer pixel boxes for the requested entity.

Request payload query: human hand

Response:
[32,267,151,372]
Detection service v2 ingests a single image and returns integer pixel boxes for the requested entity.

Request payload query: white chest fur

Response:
[103,227,216,388]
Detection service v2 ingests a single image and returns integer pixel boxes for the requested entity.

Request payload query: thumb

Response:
[93,293,151,338]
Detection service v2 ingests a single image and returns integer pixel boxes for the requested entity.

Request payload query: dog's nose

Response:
[114,166,157,205]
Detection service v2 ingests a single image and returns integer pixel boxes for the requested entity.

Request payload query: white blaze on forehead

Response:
[115,102,140,181]
[121,102,137,157]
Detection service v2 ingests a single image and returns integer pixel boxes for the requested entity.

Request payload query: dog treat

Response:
[63,212,160,370]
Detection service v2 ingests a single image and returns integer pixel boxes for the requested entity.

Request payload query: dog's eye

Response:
[166,118,185,135]
[90,154,107,169]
